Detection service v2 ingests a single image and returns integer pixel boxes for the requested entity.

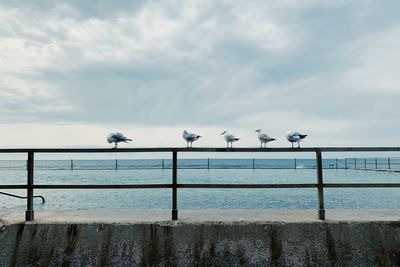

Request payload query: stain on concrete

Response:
[2,221,400,266]
[325,227,337,265]
[235,244,246,265]
[140,224,160,266]
[62,224,79,266]
[269,225,282,266]
[161,225,177,266]
[10,223,25,267]
[99,227,113,266]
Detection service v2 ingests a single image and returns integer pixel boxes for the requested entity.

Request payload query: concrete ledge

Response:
[1,209,400,266]
[3,209,400,224]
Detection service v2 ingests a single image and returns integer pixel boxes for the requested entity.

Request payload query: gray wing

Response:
[184,131,201,142]
[258,133,270,141]
[112,133,131,142]
[186,133,200,141]
[225,134,239,141]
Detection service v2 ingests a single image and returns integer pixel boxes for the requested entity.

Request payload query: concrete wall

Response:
[1,220,400,266]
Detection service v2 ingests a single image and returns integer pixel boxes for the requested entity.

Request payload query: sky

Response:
[1,0,400,150]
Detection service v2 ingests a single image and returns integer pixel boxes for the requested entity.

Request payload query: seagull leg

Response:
[113,142,118,149]
[298,142,301,148]
[187,142,189,148]
[291,143,294,149]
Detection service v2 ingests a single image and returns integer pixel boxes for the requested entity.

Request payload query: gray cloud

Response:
[1,0,400,144]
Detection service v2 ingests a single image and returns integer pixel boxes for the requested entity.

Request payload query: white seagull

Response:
[107,132,132,149]
[183,130,202,148]
[286,131,307,148]
[255,129,276,148]
[221,131,240,148]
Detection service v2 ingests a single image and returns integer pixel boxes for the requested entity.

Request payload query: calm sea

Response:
[1,158,400,212]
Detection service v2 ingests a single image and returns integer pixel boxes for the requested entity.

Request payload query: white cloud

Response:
[341,26,400,94]
[0,0,399,146]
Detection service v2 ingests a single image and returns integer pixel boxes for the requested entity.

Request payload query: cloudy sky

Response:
[1,0,399,148]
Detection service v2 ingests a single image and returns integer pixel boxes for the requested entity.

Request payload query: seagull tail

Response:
[124,138,132,142]
[299,135,307,139]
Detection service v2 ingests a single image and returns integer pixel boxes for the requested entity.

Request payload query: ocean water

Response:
[1,158,400,212]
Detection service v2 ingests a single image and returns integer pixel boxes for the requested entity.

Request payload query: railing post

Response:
[364,158,367,170]
[344,158,348,169]
[252,158,255,169]
[26,152,34,221]
[207,158,210,170]
[375,158,378,169]
[388,158,391,170]
[316,149,325,220]
[162,158,165,170]
[172,151,178,220]
[354,158,357,169]
[71,159,73,171]
[115,159,118,171]
[294,158,297,169]
[335,158,338,169]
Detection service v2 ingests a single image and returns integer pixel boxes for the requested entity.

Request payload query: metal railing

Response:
[0,191,45,203]
[0,158,354,170]
[0,147,400,222]
[343,157,400,171]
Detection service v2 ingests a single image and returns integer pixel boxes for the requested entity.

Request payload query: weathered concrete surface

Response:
[1,209,400,266]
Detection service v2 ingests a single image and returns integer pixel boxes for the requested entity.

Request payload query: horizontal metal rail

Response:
[0,185,27,189]
[324,183,400,188]
[0,147,399,222]
[0,184,27,189]
[4,183,400,190]
[178,183,317,188]
[32,184,172,189]
[0,184,317,189]
[0,147,400,153]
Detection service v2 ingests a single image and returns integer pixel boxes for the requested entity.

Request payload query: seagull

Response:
[286,131,307,148]
[107,132,132,149]
[221,131,240,148]
[183,130,202,148]
[255,129,276,148]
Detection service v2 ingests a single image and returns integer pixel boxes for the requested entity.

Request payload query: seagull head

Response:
[106,133,114,143]
[220,131,228,135]
[255,129,261,133]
